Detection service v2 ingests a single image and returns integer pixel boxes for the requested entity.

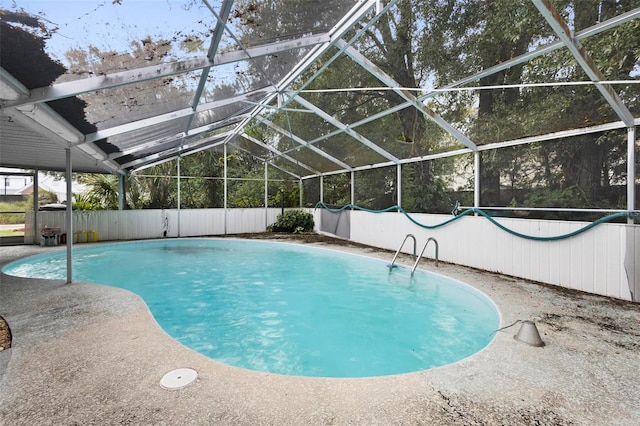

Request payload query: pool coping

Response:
[1,237,639,425]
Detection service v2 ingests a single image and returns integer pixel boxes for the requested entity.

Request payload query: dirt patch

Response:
[538,310,640,351]
[435,391,574,425]
[221,231,372,247]
[0,315,11,351]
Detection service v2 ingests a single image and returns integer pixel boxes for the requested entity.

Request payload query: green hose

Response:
[314,201,639,242]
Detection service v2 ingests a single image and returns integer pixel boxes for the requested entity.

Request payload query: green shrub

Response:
[268,209,314,233]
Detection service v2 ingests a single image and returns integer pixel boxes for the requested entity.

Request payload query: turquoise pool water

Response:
[3,239,500,378]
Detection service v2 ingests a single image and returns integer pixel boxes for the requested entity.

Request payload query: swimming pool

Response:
[3,239,500,378]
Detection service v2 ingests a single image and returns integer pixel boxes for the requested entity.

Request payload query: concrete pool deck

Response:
[1,236,639,425]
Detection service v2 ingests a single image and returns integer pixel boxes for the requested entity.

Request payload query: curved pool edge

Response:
[2,237,502,378]
[1,246,500,383]
[2,240,639,425]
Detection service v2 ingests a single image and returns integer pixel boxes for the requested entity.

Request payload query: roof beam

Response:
[112,113,251,162]
[184,0,235,135]
[0,67,83,145]
[260,0,397,118]
[204,0,234,61]
[132,138,226,172]
[229,0,386,149]
[0,69,118,172]
[262,118,352,171]
[338,39,478,151]
[310,7,639,150]
[301,117,640,180]
[202,0,279,90]
[0,67,26,101]
[239,0,399,169]
[533,0,633,126]
[239,132,320,175]
[291,94,401,164]
[119,131,233,170]
[1,34,329,109]
[227,141,302,180]
[185,113,250,141]
[84,87,273,143]
[477,117,640,152]
[416,7,640,103]
[277,0,386,91]
[301,99,413,146]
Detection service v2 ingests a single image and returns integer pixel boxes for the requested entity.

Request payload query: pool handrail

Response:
[411,237,439,275]
[388,234,417,270]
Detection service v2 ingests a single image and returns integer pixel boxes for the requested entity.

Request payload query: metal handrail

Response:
[387,234,416,270]
[411,237,438,275]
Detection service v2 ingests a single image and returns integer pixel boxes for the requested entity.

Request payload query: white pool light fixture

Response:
[160,368,198,390]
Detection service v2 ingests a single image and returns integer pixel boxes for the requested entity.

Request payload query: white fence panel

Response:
[346,210,636,301]
[24,208,290,243]
[179,209,225,236]
[227,209,263,234]
[626,226,640,300]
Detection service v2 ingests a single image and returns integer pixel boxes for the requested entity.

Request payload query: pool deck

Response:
[1,236,639,425]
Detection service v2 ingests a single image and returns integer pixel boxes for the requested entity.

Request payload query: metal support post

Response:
[474,151,481,214]
[223,143,228,234]
[65,148,73,284]
[628,126,636,218]
[350,171,355,207]
[264,161,269,228]
[397,163,402,208]
[177,156,181,237]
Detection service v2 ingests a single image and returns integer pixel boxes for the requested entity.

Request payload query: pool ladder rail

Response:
[388,234,439,276]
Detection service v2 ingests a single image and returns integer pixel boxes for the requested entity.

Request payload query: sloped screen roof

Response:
[1,0,639,178]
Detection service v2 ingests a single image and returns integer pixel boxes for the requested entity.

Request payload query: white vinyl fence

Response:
[320,210,638,302]
[24,208,639,302]
[26,208,285,244]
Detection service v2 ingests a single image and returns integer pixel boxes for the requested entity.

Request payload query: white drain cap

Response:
[160,368,198,390]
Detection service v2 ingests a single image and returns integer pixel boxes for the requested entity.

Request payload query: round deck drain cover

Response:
[160,368,198,390]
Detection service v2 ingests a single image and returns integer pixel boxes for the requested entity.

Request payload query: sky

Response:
[1,0,219,64]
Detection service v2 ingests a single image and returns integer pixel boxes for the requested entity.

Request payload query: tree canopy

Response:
[11,0,637,216]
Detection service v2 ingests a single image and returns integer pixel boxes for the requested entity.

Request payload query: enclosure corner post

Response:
[177,156,181,237]
[397,163,402,209]
[264,161,269,229]
[628,126,636,222]
[65,147,73,284]
[474,151,481,214]
[350,171,355,207]
[224,143,228,235]
[33,168,39,245]
[625,126,638,302]
[118,173,125,211]
[299,178,303,208]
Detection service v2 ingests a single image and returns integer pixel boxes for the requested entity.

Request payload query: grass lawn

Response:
[0,228,24,237]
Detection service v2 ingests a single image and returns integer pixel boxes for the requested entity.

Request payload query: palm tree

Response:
[83,174,119,210]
